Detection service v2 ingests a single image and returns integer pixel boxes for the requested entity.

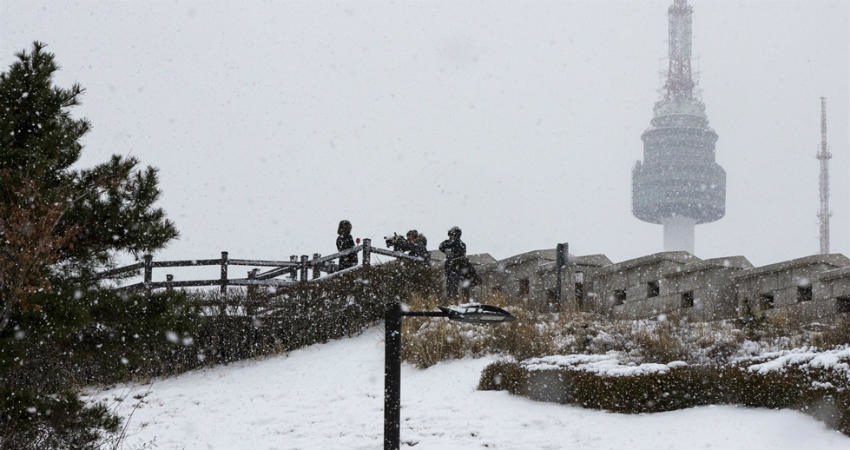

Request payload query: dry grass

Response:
[631,314,689,363]
[400,293,566,367]
[814,314,850,349]
[401,320,465,368]
[400,293,850,368]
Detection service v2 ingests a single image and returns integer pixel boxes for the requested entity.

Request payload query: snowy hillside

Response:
[89,329,850,450]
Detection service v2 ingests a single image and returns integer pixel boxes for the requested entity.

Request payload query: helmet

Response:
[337,220,352,235]
[448,226,462,238]
[406,229,418,240]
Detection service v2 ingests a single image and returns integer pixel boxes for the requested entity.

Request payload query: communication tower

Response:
[817,97,832,254]
[632,0,726,253]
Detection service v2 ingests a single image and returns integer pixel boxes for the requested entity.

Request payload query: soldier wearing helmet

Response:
[403,229,430,262]
[439,226,468,298]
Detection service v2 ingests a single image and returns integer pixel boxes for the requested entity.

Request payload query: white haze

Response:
[1,0,848,268]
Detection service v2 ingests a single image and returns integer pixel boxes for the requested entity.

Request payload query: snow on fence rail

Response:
[95,238,425,294]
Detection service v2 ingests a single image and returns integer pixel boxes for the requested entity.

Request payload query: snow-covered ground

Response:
[89,329,850,450]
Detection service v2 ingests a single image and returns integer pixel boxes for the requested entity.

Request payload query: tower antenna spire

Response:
[665,0,695,99]
[818,97,832,254]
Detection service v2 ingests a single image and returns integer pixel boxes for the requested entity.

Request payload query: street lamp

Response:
[384,302,516,450]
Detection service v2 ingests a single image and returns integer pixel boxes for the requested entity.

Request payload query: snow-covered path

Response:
[89,329,850,449]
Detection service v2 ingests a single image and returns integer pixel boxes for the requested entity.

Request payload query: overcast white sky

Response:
[2,0,848,268]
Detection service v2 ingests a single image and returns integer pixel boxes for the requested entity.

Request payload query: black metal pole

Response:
[384,302,402,450]
[381,307,509,449]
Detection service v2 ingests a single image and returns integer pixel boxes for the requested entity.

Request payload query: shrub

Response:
[815,314,850,349]
[0,286,195,449]
[478,359,850,437]
[2,261,440,447]
[116,262,440,379]
[0,390,120,450]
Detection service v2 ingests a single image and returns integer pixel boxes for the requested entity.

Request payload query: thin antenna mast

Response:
[817,97,832,254]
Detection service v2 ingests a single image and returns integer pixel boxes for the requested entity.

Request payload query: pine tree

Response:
[0,42,180,449]
[0,41,178,329]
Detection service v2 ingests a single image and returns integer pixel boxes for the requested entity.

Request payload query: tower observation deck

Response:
[632,0,726,254]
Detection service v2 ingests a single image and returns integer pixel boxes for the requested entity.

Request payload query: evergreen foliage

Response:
[0,288,200,449]
[0,41,178,327]
[0,42,179,449]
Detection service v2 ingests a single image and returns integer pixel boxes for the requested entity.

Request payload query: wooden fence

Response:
[96,238,426,294]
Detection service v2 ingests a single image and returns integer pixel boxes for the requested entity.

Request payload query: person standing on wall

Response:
[439,226,466,298]
[336,220,358,270]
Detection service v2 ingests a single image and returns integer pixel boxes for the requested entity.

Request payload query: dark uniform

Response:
[336,220,358,270]
[396,230,430,263]
[439,227,467,298]
[413,233,430,264]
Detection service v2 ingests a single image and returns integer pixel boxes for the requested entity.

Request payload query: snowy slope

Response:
[89,329,850,450]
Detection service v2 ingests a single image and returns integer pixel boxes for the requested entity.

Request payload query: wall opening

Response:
[647,280,660,298]
[797,285,813,303]
[759,293,775,310]
[681,291,694,308]
[614,289,626,305]
[574,272,584,284]
[546,288,557,303]
[837,296,850,313]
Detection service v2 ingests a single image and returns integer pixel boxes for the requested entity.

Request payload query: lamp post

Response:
[383,302,516,450]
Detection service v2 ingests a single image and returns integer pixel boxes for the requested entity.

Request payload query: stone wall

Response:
[474,251,611,310]
[734,254,850,322]
[817,266,850,316]
[657,257,751,321]
[588,252,695,318]
[433,246,850,322]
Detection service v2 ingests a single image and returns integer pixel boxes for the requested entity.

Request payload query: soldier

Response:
[438,226,466,298]
[403,229,429,262]
[336,220,358,270]
[386,229,430,263]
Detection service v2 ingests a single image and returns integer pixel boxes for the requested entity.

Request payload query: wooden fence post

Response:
[166,274,174,293]
[312,253,322,280]
[363,238,371,267]
[300,255,309,282]
[247,269,258,316]
[220,251,229,295]
[247,269,257,298]
[289,255,298,280]
[143,254,153,295]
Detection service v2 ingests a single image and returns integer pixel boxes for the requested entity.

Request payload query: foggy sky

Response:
[2,0,848,273]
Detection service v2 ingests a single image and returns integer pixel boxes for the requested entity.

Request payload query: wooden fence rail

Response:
[97,238,426,294]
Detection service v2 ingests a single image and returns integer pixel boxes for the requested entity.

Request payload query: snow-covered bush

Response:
[479,348,850,436]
